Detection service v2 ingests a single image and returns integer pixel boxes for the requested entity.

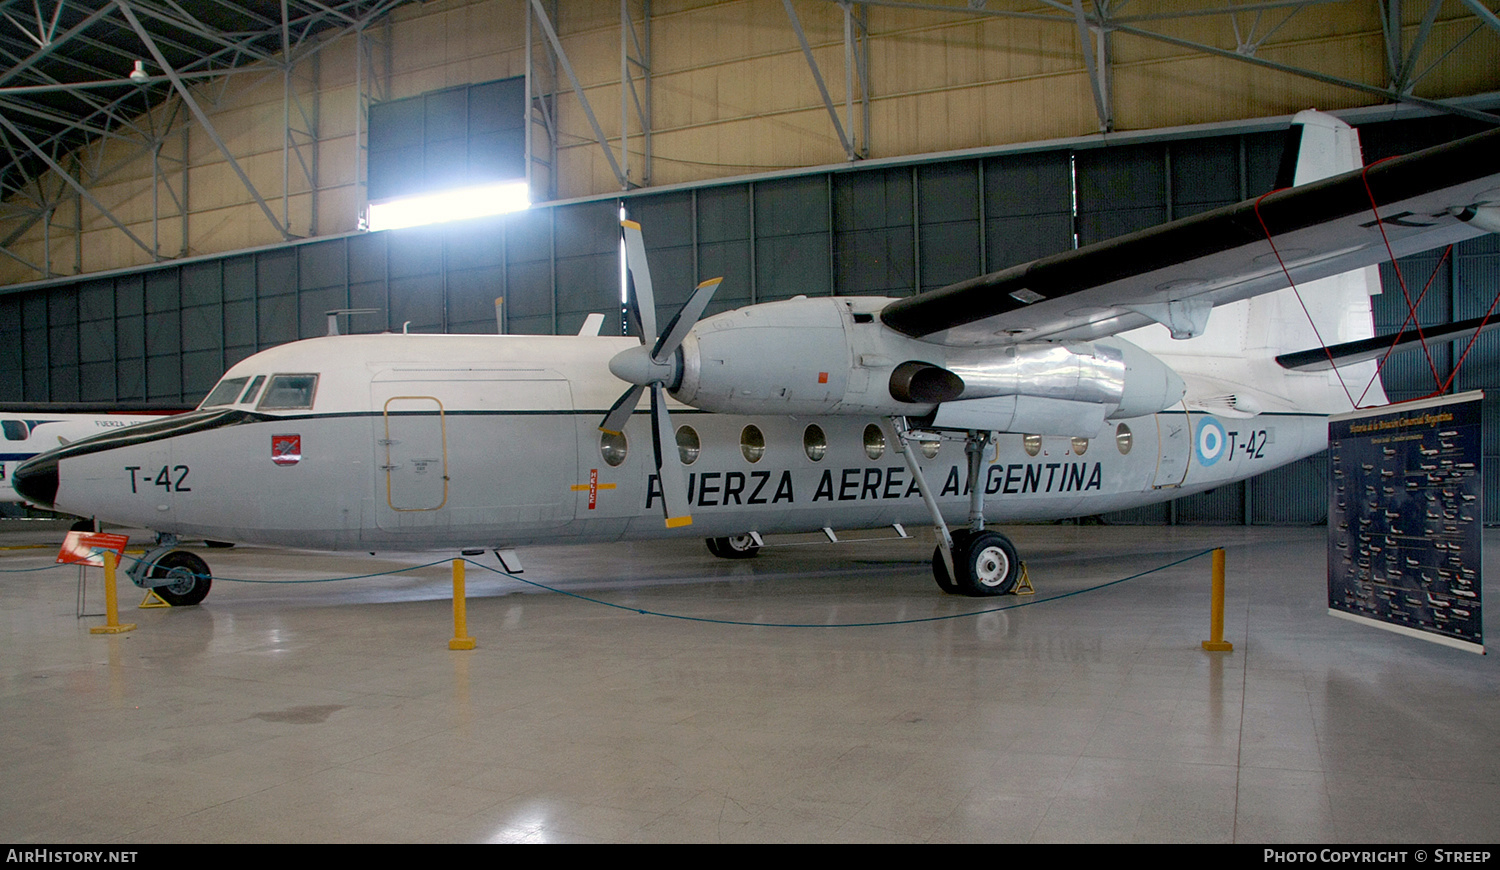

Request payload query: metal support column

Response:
[621,0,651,188]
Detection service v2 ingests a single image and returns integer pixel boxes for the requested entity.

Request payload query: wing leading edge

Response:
[880,126,1500,347]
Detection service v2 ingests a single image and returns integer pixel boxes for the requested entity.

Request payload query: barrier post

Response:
[449,558,476,650]
[89,551,137,635]
[1201,548,1233,652]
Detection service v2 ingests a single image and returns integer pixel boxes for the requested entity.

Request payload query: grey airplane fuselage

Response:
[32,332,1321,551]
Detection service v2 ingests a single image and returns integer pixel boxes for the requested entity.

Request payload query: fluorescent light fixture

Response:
[366,180,530,231]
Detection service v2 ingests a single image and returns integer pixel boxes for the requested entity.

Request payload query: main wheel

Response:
[706,534,761,559]
[930,530,970,595]
[933,530,1019,597]
[149,550,212,606]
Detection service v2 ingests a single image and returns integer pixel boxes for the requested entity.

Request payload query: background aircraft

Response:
[11,111,1500,605]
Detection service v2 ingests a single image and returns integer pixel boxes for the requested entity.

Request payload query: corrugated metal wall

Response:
[2,114,1496,524]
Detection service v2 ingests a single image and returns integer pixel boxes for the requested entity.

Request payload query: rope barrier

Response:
[461,548,1221,628]
[4,546,1222,628]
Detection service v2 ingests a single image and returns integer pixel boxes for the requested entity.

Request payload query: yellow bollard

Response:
[89,551,137,635]
[1201,547,1232,652]
[449,558,476,650]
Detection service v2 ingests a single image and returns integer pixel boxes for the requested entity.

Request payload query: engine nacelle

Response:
[666,296,1185,436]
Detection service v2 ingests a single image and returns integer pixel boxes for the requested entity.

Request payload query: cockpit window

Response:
[256,374,319,411]
[238,375,266,405]
[2,420,29,441]
[201,377,249,408]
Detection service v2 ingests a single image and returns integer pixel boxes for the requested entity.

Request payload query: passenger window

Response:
[239,375,266,405]
[863,423,885,460]
[676,425,700,465]
[803,424,827,462]
[600,430,628,467]
[256,374,320,411]
[740,425,765,463]
[202,377,249,408]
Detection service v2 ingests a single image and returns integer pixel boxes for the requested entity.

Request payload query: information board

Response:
[1328,391,1484,653]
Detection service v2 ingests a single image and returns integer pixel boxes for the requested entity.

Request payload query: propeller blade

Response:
[650,386,693,529]
[600,383,646,435]
[652,277,723,364]
[621,220,657,339]
[623,283,643,342]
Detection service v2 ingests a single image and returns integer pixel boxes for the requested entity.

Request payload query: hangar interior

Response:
[2,0,1500,844]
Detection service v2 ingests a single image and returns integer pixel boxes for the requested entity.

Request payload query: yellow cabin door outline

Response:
[382,396,449,511]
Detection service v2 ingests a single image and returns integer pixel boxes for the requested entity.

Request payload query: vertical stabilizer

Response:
[1128,109,1388,414]
[1278,109,1365,187]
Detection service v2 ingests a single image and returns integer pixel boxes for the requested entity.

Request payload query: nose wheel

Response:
[127,546,213,606]
[932,529,1020,596]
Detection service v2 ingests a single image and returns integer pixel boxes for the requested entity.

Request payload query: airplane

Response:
[0,405,187,504]
[11,110,1500,606]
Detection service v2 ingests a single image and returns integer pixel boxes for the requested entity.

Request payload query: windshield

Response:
[201,377,249,408]
[257,374,319,411]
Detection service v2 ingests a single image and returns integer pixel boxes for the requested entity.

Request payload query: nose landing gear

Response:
[126,535,213,606]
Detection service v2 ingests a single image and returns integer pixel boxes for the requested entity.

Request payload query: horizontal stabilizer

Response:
[1276,315,1500,372]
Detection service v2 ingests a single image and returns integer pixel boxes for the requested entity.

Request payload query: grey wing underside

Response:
[879,127,1500,347]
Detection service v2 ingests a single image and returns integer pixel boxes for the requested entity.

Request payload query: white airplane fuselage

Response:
[29,329,1327,551]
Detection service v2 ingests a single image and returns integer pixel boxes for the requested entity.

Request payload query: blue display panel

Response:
[1328,391,1485,653]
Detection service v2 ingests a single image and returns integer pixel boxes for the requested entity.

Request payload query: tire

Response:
[707,534,760,559]
[933,529,1019,597]
[930,550,960,594]
[930,530,970,595]
[148,550,212,606]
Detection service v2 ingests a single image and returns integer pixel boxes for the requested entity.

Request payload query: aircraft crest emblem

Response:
[272,434,302,466]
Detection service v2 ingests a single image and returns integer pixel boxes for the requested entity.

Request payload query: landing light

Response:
[365,180,530,231]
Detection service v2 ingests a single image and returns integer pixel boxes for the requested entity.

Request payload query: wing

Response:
[879,127,1500,346]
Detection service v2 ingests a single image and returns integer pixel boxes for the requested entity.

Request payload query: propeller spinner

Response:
[601,220,722,529]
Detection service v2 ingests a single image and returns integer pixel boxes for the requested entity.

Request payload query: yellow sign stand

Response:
[89,552,137,635]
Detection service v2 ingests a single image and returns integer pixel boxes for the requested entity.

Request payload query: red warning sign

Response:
[57,531,130,567]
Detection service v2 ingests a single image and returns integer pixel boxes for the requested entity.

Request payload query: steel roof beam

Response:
[785,0,857,160]
[113,0,291,240]
[0,111,154,257]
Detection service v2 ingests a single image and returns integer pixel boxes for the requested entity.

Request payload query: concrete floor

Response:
[2,521,1498,843]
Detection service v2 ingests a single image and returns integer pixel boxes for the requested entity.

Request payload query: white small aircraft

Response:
[12,111,1500,605]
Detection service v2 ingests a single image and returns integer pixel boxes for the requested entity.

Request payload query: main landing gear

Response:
[705,533,762,559]
[894,418,1022,597]
[126,534,213,606]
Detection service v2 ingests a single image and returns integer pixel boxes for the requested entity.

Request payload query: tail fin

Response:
[1246,110,1387,410]
[1127,109,1388,413]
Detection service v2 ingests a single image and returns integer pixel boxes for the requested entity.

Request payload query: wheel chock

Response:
[138,589,171,608]
[1013,562,1035,596]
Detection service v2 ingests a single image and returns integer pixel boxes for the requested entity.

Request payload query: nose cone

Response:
[608,343,678,387]
[12,454,58,509]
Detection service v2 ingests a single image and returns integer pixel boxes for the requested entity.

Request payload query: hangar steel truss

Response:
[0,0,1497,283]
